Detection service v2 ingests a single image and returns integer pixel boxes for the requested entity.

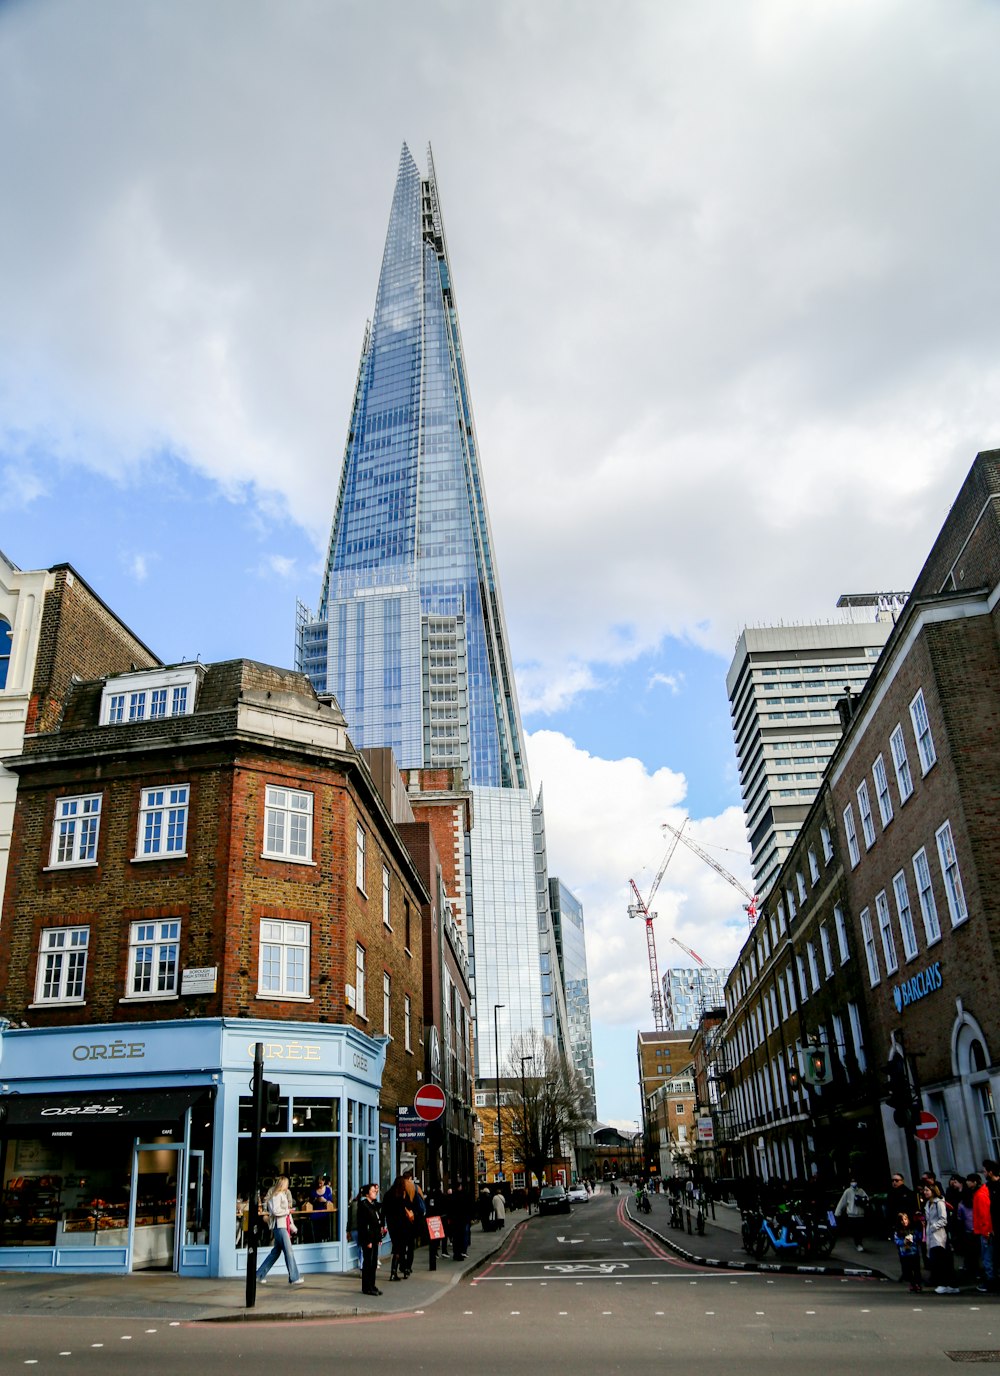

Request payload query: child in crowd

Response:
[894,1211,923,1293]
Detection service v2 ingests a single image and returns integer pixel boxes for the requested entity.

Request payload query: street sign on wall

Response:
[397,1106,426,1141]
[413,1083,447,1122]
[914,1110,939,1141]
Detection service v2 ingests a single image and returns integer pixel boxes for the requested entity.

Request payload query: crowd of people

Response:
[884,1160,1000,1295]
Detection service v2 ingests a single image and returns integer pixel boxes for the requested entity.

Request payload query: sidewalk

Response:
[0,1219,516,1323]
[627,1195,901,1280]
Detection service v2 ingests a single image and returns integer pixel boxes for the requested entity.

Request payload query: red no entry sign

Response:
[413,1083,446,1122]
[914,1110,939,1141]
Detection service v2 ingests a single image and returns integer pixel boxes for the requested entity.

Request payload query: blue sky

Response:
[3,0,999,1128]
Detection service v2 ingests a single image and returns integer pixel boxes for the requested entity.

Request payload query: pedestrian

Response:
[973,1169,994,1294]
[834,1177,869,1252]
[382,1176,410,1282]
[402,1170,426,1275]
[922,1182,959,1293]
[982,1160,1000,1292]
[887,1171,918,1234]
[958,1176,980,1282]
[357,1182,385,1297]
[256,1176,304,1287]
[492,1188,506,1230]
[894,1211,924,1293]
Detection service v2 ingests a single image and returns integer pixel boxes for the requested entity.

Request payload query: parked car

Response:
[566,1183,590,1203]
[538,1185,572,1215]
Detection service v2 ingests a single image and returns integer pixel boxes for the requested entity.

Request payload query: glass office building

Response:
[298,145,569,1079]
[550,879,597,1123]
[661,966,727,1032]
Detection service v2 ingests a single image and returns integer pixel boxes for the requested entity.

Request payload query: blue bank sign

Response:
[892,960,943,1012]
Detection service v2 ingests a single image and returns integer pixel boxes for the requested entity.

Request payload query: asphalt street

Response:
[1,1193,997,1373]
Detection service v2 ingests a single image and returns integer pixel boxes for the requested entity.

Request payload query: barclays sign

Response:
[892,960,943,1012]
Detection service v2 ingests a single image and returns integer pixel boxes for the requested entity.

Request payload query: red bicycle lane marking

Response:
[617,1197,703,1270]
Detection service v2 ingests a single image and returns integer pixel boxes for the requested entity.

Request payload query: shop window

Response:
[34,926,89,1003]
[263,785,313,862]
[238,1096,341,1244]
[49,794,101,867]
[127,920,180,997]
[258,919,309,997]
[137,785,189,858]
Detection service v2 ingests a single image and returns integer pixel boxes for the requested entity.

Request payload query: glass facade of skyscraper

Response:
[297,144,575,1080]
[661,966,728,1031]
[550,878,597,1123]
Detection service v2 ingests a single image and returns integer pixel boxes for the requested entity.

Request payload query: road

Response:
[2,1192,996,1373]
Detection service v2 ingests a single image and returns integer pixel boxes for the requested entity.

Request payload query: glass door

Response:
[129,1143,184,1271]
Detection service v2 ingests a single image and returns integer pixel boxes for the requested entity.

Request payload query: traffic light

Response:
[262,1079,283,1129]
[804,1044,833,1087]
[887,1055,916,1128]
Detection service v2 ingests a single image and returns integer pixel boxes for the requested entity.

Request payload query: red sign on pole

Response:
[413,1084,446,1122]
[914,1110,939,1141]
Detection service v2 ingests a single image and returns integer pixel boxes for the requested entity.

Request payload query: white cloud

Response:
[127,553,150,582]
[647,672,682,695]
[1,0,997,709]
[262,554,297,580]
[527,729,753,1031]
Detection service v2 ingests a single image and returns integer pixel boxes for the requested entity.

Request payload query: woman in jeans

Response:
[257,1177,304,1286]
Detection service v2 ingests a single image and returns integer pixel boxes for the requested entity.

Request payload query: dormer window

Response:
[101,666,198,726]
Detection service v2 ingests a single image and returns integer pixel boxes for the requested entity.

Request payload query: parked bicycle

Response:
[741,1203,835,1260]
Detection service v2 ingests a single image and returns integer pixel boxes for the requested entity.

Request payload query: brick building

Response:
[827,448,1000,1180]
[637,1030,696,1178]
[0,657,429,1277]
[717,447,1000,1194]
[0,553,157,905]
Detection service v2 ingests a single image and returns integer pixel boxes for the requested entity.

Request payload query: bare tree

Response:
[502,1030,590,1185]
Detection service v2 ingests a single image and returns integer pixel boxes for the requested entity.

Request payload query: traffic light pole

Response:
[245,1041,264,1310]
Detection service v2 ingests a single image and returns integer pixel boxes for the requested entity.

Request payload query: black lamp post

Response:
[494,1003,505,1182]
[520,1053,534,1190]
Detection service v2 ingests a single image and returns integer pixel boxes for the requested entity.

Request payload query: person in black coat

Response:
[356,1183,384,1296]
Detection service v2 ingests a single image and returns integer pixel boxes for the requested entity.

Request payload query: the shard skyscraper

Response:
[297,144,567,1080]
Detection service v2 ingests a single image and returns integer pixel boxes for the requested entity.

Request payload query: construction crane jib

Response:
[660,822,759,928]
[627,822,700,1033]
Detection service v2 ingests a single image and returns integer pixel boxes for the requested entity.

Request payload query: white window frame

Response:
[910,689,937,775]
[356,823,367,894]
[777,899,787,933]
[355,942,367,1017]
[263,785,313,862]
[49,794,102,867]
[806,941,820,992]
[808,847,820,885]
[404,993,412,1052]
[382,863,391,928]
[936,820,968,926]
[843,803,860,868]
[820,822,834,863]
[786,886,797,920]
[127,919,180,997]
[35,927,89,1003]
[796,954,809,1002]
[820,922,834,978]
[860,907,880,987]
[101,666,198,726]
[892,871,918,961]
[258,919,310,998]
[848,1001,868,1073]
[136,784,189,858]
[912,846,941,944]
[383,971,391,1036]
[873,754,894,827]
[796,871,807,904]
[890,723,914,802]
[875,890,898,974]
[834,903,850,964]
[857,780,876,849]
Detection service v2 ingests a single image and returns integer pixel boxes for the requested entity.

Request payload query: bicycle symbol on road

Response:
[543,1262,630,1274]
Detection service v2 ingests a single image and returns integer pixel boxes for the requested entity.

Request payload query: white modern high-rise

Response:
[727,608,896,898]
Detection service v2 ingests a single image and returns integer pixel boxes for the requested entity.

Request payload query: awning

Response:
[0,1086,213,1129]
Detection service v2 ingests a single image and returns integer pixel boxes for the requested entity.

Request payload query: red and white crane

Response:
[660,821,759,927]
[628,820,707,1031]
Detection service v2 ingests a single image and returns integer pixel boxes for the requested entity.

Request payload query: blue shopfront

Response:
[0,1018,391,1277]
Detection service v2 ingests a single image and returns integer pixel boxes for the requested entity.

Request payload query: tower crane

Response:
[660,821,759,927]
[627,820,707,1031]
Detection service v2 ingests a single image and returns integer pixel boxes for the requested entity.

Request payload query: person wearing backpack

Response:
[256,1177,304,1286]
